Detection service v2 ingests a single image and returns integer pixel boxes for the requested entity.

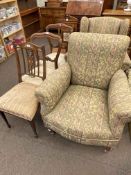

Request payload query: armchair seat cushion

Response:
[0,82,38,121]
[43,85,118,146]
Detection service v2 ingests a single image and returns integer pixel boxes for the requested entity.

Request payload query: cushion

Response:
[42,85,118,146]
[0,82,38,121]
[67,33,130,90]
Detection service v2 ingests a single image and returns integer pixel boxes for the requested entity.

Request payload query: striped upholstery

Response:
[0,82,38,121]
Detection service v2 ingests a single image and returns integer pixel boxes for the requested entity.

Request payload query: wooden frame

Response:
[46,23,73,52]
[30,32,62,69]
[14,42,46,83]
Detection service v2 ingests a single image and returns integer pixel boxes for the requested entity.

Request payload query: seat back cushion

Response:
[88,17,121,34]
[67,32,130,90]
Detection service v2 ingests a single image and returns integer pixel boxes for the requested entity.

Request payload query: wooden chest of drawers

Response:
[40,7,66,30]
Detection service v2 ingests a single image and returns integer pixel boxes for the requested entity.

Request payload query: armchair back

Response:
[80,17,129,35]
[67,33,130,90]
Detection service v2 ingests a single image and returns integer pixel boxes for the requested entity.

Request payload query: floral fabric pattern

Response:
[43,85,119,147]
[35,63,71,116]
[108,69,131,138]
[88,17,121,34]
[37,33,130,147]
[67,33,130,90]
[80,17,131,72]
[119,19,130,35]
[80,16,129,35]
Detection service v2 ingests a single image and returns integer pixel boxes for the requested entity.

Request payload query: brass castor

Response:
[48,128,56,135]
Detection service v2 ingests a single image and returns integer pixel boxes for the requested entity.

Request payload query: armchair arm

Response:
[108,69,131,138]
[35,63,71,116]
[122,53,131,72]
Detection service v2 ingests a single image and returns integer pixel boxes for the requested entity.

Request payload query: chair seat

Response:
[22,75,43,86]
[0,82,38,121]
[43,85,117,146]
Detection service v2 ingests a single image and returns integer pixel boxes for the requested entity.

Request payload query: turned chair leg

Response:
[128,123,131,141]
[0,111,11,128]
[29,120,38,138]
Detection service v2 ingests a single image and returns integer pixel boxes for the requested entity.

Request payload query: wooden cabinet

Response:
[40,7,66,31]
[103,9,131,57]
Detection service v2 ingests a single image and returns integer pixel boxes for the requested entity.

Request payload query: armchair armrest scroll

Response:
[35,63,71,115]
[108,69,131,138]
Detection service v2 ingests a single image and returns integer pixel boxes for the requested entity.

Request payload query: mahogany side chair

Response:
[30,32,65,76]
[46,23,73,52]
[0,42,46,137]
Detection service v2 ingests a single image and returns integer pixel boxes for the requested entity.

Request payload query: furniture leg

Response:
[0,111,11,128]
[128,123,131,141]
[48,128,56,135]
[104,147,112,152]
[29,120,38,138]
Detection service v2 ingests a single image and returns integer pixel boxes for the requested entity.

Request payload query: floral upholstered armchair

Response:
[80,16,131,72]
[35,33,131,150]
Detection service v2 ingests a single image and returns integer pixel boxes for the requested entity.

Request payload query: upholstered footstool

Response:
[0,82,38,137]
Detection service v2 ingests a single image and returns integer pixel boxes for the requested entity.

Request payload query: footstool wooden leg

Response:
[0,111,11,128]
[128,123,131,141]
[29,120,38,138]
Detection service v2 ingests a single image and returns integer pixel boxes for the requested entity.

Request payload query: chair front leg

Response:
[0,111,11,128]
[29,120,38,138]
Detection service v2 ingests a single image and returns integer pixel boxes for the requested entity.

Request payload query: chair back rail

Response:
[30,32,62,69]
[46,23,73,52]
[14,42,46,83]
